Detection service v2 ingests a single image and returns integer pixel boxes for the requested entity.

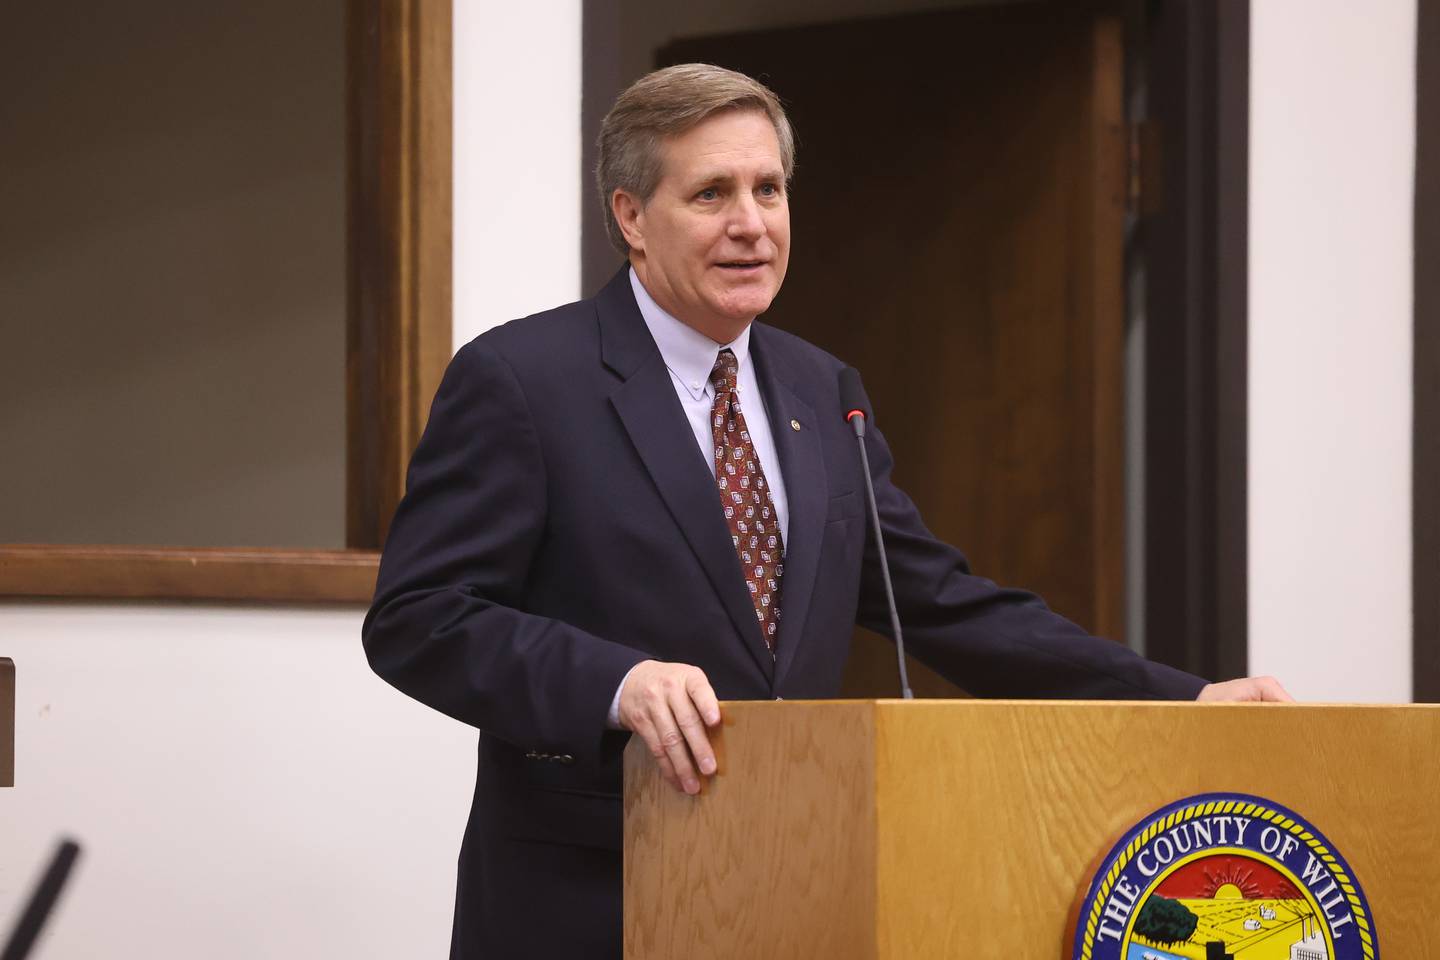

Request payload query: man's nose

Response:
[726,194,765,240]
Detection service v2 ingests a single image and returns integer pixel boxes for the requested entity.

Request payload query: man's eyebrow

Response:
[688,169,786,187]
[689,171,735,188]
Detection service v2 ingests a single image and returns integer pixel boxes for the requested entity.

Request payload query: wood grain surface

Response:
[625,700,1440,959]
[625,702,879,959]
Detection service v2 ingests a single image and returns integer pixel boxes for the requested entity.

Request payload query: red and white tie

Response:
[709,349,784,652]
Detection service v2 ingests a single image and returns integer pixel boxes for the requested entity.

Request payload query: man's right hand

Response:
[617,660,721,796]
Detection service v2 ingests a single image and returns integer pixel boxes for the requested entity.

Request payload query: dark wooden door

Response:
[662,5,1127,696]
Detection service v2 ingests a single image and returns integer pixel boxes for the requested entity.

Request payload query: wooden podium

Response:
[624,700,1440,958]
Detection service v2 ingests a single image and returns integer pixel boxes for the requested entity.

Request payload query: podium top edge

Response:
[717,698,1439,710]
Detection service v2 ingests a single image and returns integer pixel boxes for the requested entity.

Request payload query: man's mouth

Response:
[716,260,766,271]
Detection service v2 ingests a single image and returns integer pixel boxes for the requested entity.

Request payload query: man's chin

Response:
[712,302,774,328]
[709,287,780,323]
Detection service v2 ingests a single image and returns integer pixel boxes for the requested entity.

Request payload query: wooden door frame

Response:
[1417,0,1439,702]
[346,0,452,554]
[0,0,451,604]
[583,0,1253,678]
[1135,0,1250,681]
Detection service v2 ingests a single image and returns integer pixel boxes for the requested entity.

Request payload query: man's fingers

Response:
[617,660,719,795]
[1259,677,1295,702]
[650,698,701,795]
[685,670,723,728]
[628,713,682,790]
[668,682,717,778]
[1197,676,1297,703]
[653,751,680,789]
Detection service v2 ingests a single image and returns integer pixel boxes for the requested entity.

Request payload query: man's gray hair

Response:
[595,63,795,254]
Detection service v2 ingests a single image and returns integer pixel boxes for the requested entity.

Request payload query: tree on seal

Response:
[1132,895,1199,944]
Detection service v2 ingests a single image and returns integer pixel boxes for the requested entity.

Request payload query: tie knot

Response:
[709,348,739,393]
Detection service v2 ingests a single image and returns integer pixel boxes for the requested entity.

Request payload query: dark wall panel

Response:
[1141,0,1250,682]
[1417,0,1439,702]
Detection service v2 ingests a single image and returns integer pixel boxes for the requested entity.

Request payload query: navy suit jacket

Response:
[362,268,1206,958]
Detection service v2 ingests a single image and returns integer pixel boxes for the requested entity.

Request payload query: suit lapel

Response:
[597,271,776,683]
[750,326,827,689]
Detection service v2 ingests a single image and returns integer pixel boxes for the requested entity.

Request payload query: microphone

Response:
[1,838,81,960]
[838,367,913,700]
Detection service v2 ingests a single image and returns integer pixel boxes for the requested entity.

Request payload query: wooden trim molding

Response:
[1087,15,1128,642]
[347,0,453,551]
[0,0,450,604]
[1,657,13,787]
[0,546,379,604]
[1417,0,1439,702]
[1140,0,1250,682]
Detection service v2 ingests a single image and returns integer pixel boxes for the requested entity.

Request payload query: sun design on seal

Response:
[1201,862,1263,900]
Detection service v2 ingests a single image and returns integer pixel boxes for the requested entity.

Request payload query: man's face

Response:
[620,109,791,341]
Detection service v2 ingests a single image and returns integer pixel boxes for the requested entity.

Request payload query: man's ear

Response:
[612,189,645,253]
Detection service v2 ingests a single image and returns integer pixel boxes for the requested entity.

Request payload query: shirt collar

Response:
[630,267,751,401]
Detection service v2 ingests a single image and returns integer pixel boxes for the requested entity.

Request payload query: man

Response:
[363,63,1289,959]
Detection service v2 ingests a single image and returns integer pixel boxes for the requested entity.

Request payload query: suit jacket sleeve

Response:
[362,340,650,756]
[854,410,1207,701]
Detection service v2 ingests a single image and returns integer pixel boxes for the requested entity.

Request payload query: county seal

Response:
[1071,793,1377,960]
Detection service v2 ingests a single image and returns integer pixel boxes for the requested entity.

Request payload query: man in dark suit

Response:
[362,63,1289,959]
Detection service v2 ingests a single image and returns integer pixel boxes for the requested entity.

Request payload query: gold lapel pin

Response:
[790,419,801,431]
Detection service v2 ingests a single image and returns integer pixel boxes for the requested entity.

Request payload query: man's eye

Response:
[758,183,778,197]
[697,188,719,201]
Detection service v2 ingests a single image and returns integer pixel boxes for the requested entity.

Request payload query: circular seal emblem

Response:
[1071,793,1378,960]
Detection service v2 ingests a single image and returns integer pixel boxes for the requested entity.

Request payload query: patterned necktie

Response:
[709,349,784,652]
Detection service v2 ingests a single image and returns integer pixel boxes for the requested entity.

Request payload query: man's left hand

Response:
[1196,676,1294,702]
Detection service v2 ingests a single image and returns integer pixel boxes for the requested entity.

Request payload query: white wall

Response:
[0,603,474,958]
[1249,0,1416,700]
[453,2,583,347]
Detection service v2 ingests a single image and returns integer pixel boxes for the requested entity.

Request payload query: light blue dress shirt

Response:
[607,268,793,727]
[627,268,791,541]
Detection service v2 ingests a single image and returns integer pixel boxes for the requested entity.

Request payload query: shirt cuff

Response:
[607,663,641,730]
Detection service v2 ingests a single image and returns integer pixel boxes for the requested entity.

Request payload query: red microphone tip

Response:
[845,409,866,422]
